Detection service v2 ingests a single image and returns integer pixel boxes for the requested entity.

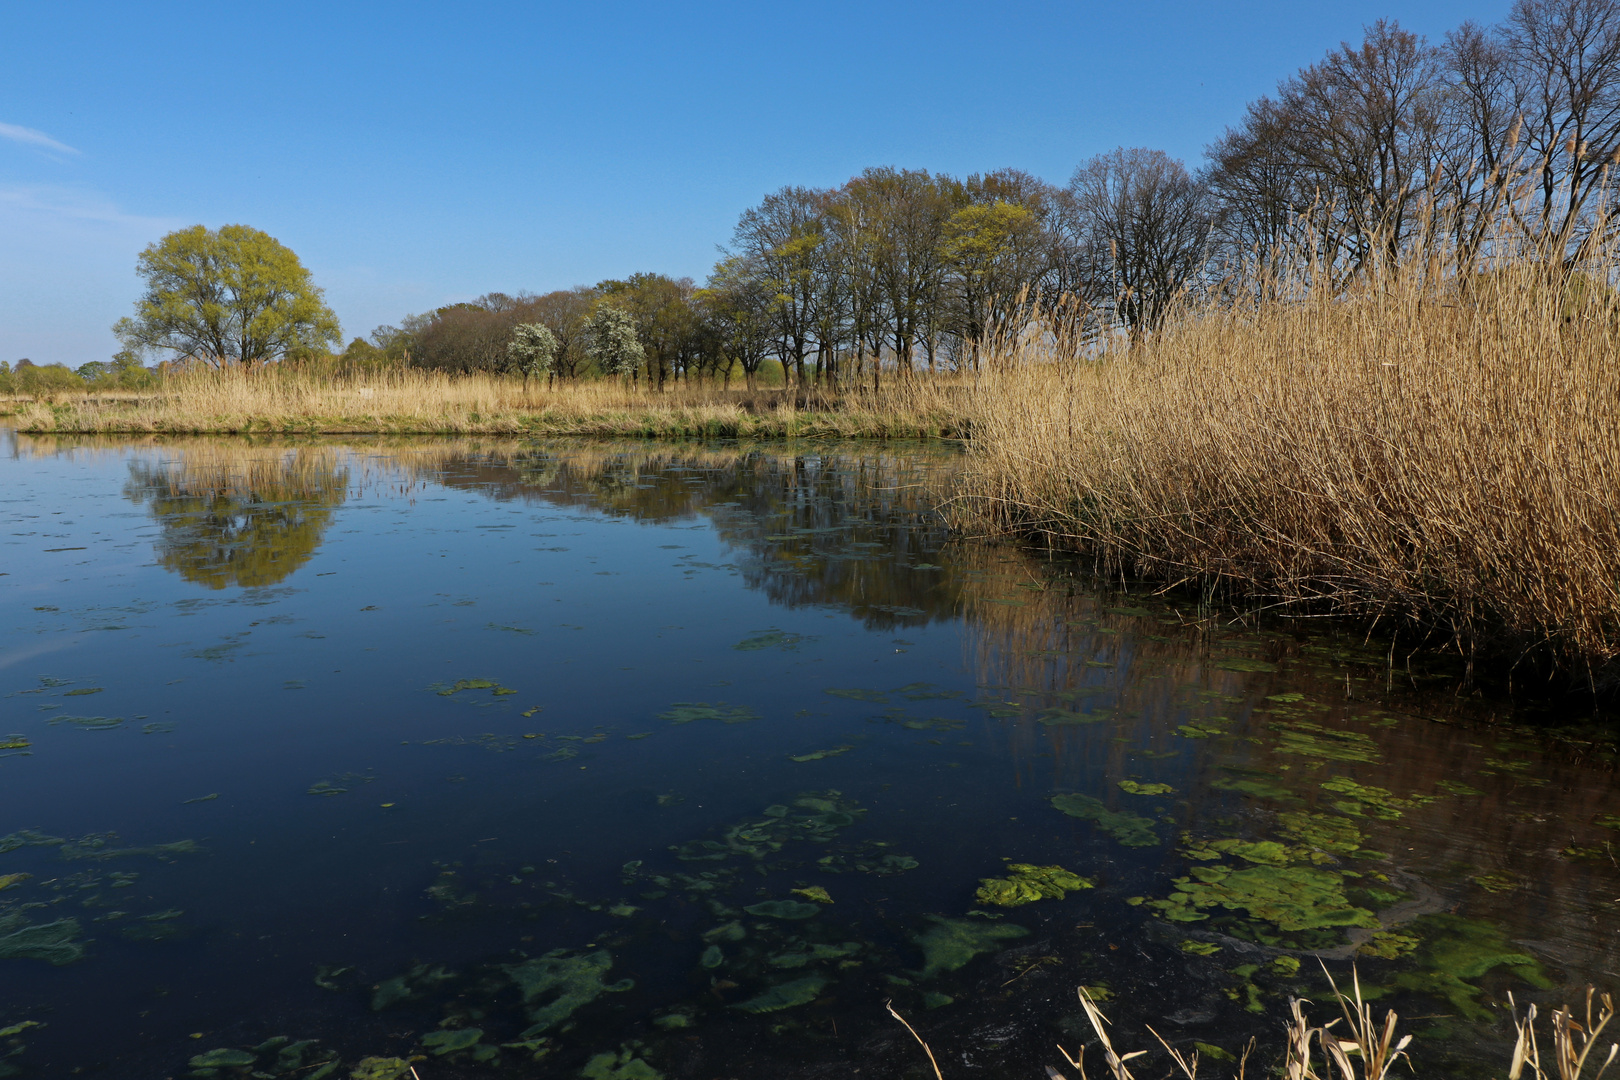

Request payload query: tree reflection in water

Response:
[124,447,349,589]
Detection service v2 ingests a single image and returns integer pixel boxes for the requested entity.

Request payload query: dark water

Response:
[2,434,1618,1080]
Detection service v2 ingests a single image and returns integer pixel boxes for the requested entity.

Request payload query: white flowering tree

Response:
[507,322,559,391]
[582,306,644,381]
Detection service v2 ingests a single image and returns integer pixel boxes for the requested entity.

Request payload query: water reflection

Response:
[123,446,349,589]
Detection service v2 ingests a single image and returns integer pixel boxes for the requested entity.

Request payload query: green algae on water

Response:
[503,949,632,1038]
[1050,793,1159,847]
[734,629,807,652]
[46,715,124,731]
[0,914,85,965]
[1271,722,1380,763]
[433,678,517,697]
[1149,864,1378,935]
[1118,780,1173,796]
[582,1048,662,1079]
[789,745,853,762]
[660,702,758,724]
[1211,776,1297,800]
[732,975,828,1014]
[1390,913,1550,1021]
[1036,708,1111,727]
[975,863,1093,907]
[1213,657,1277,673]
[349,1058,413,1080]
[420,1027,484,1056]
[791,886,833,904]
[911,915,1030,979]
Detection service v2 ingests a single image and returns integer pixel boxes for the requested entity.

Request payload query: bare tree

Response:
[1069,148,1216,339]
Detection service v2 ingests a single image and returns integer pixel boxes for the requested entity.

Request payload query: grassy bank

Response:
[958,252,1620,681]
[3,369,972,440]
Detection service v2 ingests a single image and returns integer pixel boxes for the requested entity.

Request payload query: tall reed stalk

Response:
[959,236,1620,679]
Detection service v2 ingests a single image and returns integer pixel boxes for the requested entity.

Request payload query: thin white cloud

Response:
[0,121,79,156]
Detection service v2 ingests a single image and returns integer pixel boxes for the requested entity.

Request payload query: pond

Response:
[1,433,1617,1080]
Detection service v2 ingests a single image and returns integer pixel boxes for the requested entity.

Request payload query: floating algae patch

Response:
[349,1059,412,1080]
[1118,780,1173,796]
[975,863,1093,907]
[732,975,828,1014]
[0,875,28,892]
[188,1047,256,1068]
[1149,864,1378,936]
[912,916,1030,979]
[58,835,199,862]
[370,963,454,1010]
[581,1047,663,1079]
[791,886,833,904]
[0,914,85,965]
[789,745,853,762]
[660,702,759,725]
[734,628,808,652]
[1390,914,1550,1021]
[1050,793,1159,847]
[1036,707,1112,727]
[503,949,632,1037]
[419,1027,485,1056]
[1276,811,1365,857]
[433,678,517,697]
[46,715,124,731]
[1320,777,1420,820]
[744,900,821,920]
[1271,722,1380,763]
[1212,776,1298,801]
[0,830,63,853]
[824,687,889,703]
[1183,839,1296,866]
[1177,721,1229,738]
[672,791,866,863]
[0,736,30,751]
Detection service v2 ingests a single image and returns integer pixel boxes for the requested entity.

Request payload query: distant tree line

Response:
[82,0,1617,386]
[355,0,1620,388]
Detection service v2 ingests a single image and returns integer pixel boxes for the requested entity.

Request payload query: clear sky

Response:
[2,0,1510,367]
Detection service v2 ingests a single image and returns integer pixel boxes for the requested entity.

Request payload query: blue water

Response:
[1,434,1616,1079]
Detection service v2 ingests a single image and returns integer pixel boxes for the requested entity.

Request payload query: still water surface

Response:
[2,434,1618,1079]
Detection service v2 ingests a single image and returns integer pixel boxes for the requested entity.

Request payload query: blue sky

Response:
[2,0,1509,367]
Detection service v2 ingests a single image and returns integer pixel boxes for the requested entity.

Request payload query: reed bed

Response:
[7,366,973,440]
[958,251,1620,680]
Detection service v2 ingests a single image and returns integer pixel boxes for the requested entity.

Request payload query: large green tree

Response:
[115,224,341,367]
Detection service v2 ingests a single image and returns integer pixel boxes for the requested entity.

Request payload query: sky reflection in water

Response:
[1,434,1618,1079]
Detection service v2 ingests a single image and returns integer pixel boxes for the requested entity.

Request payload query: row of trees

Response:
[107,0,1620,382]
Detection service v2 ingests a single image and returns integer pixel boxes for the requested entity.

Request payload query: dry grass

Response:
[7,367,973,440]
[958,248,1620,679]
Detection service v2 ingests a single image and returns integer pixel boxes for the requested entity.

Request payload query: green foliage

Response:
[114,224,340,366]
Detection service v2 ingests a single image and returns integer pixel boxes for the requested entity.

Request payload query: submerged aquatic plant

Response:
[1051,793,1159,847]
[0,914,85,965]
[911,915,1029,979]
[503,949,633,1038]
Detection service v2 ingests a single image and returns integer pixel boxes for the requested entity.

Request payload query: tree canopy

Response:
[115,224,340,367]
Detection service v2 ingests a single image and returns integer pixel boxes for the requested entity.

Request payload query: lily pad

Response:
[1050,793,1159,847]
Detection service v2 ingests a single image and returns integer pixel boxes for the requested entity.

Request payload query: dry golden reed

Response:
[8,366,972,440]
[959,251,1620,676]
